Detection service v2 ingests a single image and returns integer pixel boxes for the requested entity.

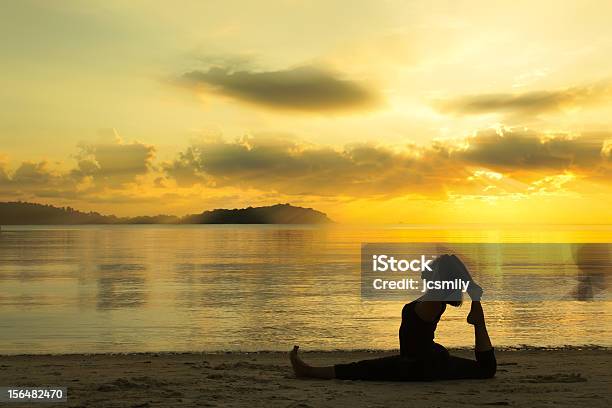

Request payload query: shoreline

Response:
[1,344,609,357]
[1,348,610,407]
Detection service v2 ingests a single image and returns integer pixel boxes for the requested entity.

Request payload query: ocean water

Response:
[0,224,610,354]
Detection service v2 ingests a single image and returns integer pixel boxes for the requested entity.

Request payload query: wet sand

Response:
[0,348,609,407]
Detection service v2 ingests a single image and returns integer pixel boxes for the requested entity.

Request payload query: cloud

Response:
[602,139,612,160]
[0,130,156,202]
[0,160,80,200]
[434,82,611,116]
[164,129,612,198]
[2,127,610,206]
[446,129,606,172]
[178,65,381,112]
[71,130,156,186]
[163,134,451,197]
[12,161,55,185]
[0,164,9,184]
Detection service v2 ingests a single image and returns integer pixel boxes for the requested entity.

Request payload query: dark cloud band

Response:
[163,129,611,197]
[1,128,610,201]
[179,65,381,112]
[434,83,611,116]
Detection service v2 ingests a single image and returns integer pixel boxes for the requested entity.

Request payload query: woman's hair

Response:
[422,255,463,307]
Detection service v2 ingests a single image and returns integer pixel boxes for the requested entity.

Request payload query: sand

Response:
[0,348,609,407]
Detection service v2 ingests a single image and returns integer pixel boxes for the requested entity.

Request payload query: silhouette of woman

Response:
[290,254,496,381]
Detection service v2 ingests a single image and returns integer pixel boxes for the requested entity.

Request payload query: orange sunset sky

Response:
[1,1,611,223]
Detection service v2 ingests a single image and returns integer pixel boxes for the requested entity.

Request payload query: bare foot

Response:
[289,345,310,377]
[467,301,486,326]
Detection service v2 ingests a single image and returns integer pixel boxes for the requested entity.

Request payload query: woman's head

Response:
[423,255,463,307]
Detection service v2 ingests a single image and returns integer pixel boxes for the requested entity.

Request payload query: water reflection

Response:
[96,263,147,310]
[0,225,610,354]
[570,244,610,300]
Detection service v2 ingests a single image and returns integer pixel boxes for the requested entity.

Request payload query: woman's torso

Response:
[399,300,446,357]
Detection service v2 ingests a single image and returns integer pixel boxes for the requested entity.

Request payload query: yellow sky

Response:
[1,0,611,223]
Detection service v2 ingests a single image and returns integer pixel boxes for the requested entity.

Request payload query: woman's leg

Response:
[443,301,496,379]
[467,301,493,351]
[334,355,426,381]
[289,346,335,379]
[442,350,496,380]
[289,346,426,381]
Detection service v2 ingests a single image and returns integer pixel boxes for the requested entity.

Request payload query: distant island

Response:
[0,202,333,225]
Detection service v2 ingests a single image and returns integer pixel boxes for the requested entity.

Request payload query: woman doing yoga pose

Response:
[290,254,496,381]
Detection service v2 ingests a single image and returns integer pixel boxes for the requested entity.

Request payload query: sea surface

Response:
[0,225,610,354]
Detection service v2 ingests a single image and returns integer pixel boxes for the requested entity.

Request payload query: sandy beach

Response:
[1,348,609,407]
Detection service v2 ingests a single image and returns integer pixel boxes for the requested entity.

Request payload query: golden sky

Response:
[1,0,611,223]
